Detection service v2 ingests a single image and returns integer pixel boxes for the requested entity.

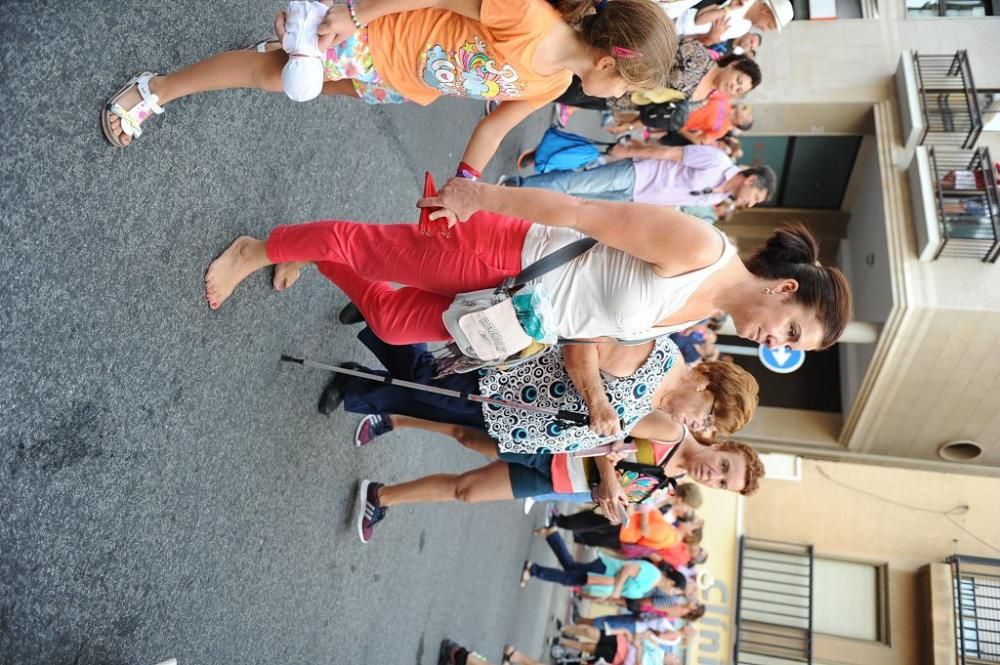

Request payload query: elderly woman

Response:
[206,177,849,441]
[317,327,761,542]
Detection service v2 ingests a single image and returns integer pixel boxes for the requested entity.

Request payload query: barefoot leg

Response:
[322,79,359,96]
[378,461,514,508]
[155,49,287,103]
[205,236,273,309]
[563,624,600,641]
[387,415,500,459]
[509,649,545,665]
[557,638,592,653]
[273,261,312,291]
[106,50,287,146]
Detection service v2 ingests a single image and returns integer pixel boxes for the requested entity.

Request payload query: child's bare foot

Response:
[205,236,272,309]
[273,261,310,291]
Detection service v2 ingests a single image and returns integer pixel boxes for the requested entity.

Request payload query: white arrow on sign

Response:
[758,344,806,374]
[771,346,791,366]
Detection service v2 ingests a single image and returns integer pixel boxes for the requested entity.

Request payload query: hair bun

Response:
[746,223,852,349]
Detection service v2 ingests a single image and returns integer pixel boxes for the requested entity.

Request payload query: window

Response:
[813,558,890,642]
[745,136,862,209]
[953,564,1000,663]
[759,453,803,481]
[791,0,866,18]
[906,0,998,17]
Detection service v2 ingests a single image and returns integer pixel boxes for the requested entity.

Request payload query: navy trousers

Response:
[341,327,488,430]
[529,532,605,587]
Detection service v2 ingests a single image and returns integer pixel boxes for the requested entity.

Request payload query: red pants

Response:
[266,212,532,344]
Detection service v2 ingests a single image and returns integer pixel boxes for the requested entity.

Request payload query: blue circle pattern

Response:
[478,338,678,454]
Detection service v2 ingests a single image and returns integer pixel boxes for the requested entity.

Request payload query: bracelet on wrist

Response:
[346,0,366,29]
[456,161,481,180]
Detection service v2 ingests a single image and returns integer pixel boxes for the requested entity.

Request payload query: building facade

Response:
[719,6,1000,476]
[693,459,1000,665]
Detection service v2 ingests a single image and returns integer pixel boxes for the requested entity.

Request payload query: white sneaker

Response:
[522,497,536,515]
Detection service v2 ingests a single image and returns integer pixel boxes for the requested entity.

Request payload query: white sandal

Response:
[248,38,281,53]
[102,72,164,147]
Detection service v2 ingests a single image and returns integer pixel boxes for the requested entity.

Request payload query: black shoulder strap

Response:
[505,236,598,290]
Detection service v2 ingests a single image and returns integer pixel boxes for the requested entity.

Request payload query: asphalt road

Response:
[0,3,568,663]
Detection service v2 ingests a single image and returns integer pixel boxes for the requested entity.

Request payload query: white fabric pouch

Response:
[440,236,598,363]
[443,289,534,361]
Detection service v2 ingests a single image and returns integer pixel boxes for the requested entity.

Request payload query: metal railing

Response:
[950,556,1000,664]
[913,51,984,149]
[733,537,813,665]
[926,146,1000,262]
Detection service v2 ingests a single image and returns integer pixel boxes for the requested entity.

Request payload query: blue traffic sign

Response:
[758,345,806,374]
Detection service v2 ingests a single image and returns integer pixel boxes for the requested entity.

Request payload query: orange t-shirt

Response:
[367,0,573,107]
[683,91,732,143]
[619,509,683,550]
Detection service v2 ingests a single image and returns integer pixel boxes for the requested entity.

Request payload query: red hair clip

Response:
[612,46,644,59]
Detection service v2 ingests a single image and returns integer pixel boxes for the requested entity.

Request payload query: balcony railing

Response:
[733,537,813,665]
[913,51,984,149]
[926,146,1000,262]
[949,555,1000,664]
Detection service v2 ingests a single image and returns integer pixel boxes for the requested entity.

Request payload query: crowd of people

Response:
[103,0,842,662]
[432,484,712,664]
[523,482,709,663]
[492,0,783,229]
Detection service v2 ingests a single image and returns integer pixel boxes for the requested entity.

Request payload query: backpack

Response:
[534,127,613,174]
[638,100,690,132]
[589,437,682,504]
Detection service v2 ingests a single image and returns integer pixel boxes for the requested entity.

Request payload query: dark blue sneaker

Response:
[355,414,393,447]
[356,479,386,544]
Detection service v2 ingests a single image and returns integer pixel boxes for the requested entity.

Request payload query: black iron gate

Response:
[733,537,814,665]
[951,555,1000,664]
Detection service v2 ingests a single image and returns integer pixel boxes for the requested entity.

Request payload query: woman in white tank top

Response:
[206,178,851,440]
[416,177,851,439]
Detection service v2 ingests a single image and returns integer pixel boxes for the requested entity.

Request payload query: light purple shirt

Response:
[630,145,741,207]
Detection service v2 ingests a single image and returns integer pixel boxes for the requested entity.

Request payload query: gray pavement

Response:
[0,3,578,663]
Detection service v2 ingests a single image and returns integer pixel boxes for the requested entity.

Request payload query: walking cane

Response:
[280,355,591,427]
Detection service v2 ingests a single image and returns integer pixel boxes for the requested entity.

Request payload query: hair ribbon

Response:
[612,46,644,59]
